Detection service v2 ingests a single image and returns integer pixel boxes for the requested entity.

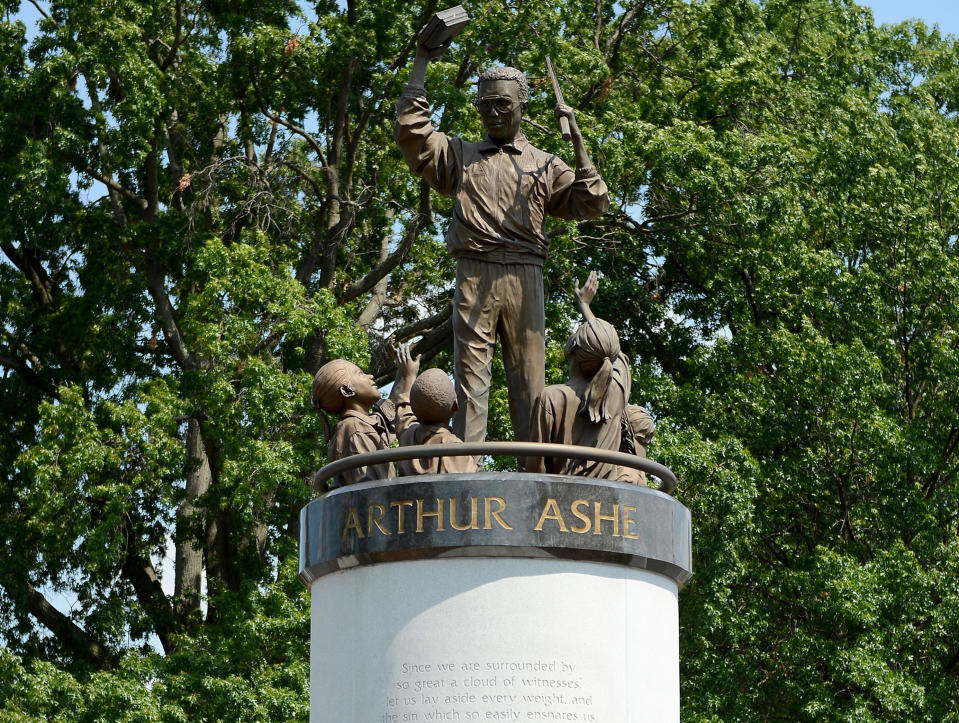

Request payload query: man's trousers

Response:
[451,257,545,446]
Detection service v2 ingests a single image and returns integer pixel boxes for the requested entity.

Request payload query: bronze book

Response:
[420,5,469,51]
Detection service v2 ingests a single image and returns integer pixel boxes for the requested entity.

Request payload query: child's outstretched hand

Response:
[573,270,599,320]
[396,342,421,377]
[392,342,421,400]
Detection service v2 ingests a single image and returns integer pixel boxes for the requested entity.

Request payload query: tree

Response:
[596,2,959,720]
[1,0,958,720]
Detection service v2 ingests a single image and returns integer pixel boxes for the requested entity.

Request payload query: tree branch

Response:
[371,304,454,385]
[82,72,130,226]
[396,301,453,342]
[83,165,148,212]
[0,350,59,397]
[142,251,201,370]
[25,582,114,670]
[409,314,454,368]
[1,241,56,305]
[120,527,176,654]
[585,202,697,237]
[340,179,431,303]
[249,69,328,166]
[144,137,160,222]
[159,0,198,71]
[164,111,186,211]
[27,0,52,21]
[356,234,392,328]
[279,160,324,199]
[318,181,353,289]
[633,26,700,85]
[783,5,804,79]
[737,265,765,327]
[604,1,650,63]
[594,0,603,51]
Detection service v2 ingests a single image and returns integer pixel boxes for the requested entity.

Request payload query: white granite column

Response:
[300,473,692,723]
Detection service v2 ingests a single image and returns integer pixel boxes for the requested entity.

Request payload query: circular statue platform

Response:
[300,464,692,723]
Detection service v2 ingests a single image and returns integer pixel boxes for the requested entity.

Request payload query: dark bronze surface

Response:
[299,472,692,588]
[311,441,678,494]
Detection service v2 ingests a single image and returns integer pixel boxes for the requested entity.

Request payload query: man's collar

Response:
[478,132,530,154]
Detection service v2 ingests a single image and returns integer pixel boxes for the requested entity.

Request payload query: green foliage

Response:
[2,0,959,720]
[0,569,308,721]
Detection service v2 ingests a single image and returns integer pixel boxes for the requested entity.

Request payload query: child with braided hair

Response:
[526,272,631,478]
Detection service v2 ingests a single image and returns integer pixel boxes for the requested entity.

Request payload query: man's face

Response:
[476,79,524,144]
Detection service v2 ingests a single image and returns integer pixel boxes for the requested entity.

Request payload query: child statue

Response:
[526,272,631,479]
[618,404,656,486]
[311,356,416,488]
[393,344,478,475]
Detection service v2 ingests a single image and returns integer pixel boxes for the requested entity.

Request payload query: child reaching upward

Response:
[311,356,415,488]
[526,272,631,479]
[393,344,477,475]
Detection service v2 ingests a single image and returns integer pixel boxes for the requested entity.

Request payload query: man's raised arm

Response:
[394,26,458,197]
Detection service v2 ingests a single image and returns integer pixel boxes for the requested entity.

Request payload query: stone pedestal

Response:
[299,473,692,723]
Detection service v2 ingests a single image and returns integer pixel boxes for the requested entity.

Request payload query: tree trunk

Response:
[174,418,211,621]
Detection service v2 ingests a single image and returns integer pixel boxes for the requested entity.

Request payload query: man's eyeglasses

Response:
[473,96,520,115]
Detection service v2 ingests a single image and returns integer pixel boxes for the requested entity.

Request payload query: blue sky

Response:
[867,0,959,33]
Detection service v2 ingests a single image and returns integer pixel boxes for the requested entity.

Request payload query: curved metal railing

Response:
[312,441,677,495]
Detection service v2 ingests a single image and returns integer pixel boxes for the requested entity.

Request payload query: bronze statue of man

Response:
[395,32,610,446]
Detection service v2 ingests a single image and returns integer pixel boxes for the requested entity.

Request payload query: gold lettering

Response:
[449,497,479,530]
[390,500,414,533]
[534,498,569,532]
[593,501,620,537]
[623,505,639,539]
[570,499,592,534]
[341,506,365,541]
[416,498,445,532]
[367,503,391,536]
[484,496,512,530]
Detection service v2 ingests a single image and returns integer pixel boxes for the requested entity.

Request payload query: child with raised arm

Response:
[526,272,631,479]
[393,344,478,475]
[311,356,416,488]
